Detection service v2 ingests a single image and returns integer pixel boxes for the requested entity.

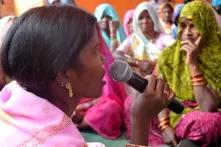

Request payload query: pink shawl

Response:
[80,27,127,139]
[0,81,85,147]
[123,10,134,37]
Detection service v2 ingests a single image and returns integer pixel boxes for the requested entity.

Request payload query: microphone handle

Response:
[127,72,148,93]
[126,72,184,114]
[167,98,184,114]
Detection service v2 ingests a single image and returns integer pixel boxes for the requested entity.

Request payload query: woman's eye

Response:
[180,22,186,28]
[139,16,143,20]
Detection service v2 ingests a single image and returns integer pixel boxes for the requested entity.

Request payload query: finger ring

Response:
[163,90,170,98]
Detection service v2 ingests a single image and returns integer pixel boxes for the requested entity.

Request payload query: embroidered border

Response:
[17,115,72,147]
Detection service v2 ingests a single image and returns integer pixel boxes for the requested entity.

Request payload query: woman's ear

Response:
[56,69,78,84]
[55,72,69,86]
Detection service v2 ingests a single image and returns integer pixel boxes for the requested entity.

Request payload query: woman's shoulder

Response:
[0,81,86,146]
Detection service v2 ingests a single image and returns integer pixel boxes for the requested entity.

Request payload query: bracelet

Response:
[158,118,170,132]
[191,76,205,83]
[191,73,207,86]
[192,80,207,86]
[191,73,203,79]
[159,123,169,131]
[125,143,148,147]
[159,116,169,123]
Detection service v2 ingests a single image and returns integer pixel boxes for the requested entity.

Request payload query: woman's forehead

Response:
[179,17,193,24]
[139,10,150,16]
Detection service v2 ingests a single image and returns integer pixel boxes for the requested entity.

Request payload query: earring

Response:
[61,81,65,87]
[65,82,73,98]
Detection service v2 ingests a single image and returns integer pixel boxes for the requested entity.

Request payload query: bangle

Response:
[125,143,148,147]
[191,73,207,86]
[159,116,169,123]
[191,77,205,83]
[191,73,203,79]
[192,80,207,86]
[159,124,169,131]
[158,118,170,132]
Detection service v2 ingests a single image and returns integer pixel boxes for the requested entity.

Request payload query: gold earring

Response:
[61,81,65,87]
[65,82,73,98]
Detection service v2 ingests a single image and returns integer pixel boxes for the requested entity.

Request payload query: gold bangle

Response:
[191,73,203,79]
[159,117,169,123]
[158,120,169,128]
[192,80,207,86]
[159,124,169,132]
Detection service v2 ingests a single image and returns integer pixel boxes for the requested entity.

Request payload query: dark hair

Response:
[1,5,97,98]
[161,2,174,12]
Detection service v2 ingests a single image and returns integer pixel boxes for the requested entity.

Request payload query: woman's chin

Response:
[94,83,105,97]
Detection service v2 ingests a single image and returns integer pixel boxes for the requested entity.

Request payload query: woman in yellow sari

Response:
[157,0,221,146]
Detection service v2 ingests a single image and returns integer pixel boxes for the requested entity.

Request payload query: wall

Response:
[76,0,145,23]
[1,0,183,19]
[14,0,44,16]
[0,0,15,17]
[76,0,184,23]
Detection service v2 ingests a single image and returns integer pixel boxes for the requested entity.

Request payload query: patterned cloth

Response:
[0,81,85,146]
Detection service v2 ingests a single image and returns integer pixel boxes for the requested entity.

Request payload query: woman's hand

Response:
[180,36,202,65]
[131,75,172,122]
[162,126,177,147]
[109,20,119,36]
[73,98,100,126]
[130,75,173,145]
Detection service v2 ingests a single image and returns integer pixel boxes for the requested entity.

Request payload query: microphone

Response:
[109,60,184,114]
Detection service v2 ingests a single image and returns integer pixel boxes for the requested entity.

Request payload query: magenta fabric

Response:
[82,27,127,139]
[176,111,221,146]
[123,9,134,37]
[0,81,85,146]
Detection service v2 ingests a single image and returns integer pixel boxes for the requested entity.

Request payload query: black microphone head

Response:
[109,60,133,82]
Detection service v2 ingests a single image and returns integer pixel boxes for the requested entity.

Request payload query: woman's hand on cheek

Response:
[180,36,202,65]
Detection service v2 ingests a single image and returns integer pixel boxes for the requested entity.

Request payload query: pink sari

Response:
[0,81,85,147]
[79,28,127,139]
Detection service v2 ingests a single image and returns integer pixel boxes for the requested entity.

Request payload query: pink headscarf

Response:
[123,9,134,37]
[78,26,127,139]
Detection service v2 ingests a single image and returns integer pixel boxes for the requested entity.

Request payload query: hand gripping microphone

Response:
[109,60,184,114]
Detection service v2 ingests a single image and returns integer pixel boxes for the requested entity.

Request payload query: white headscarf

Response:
[131,2,163,60]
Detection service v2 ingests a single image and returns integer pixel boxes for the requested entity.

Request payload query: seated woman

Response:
[158,2,175,36]
[0,5,171,147]
[157,0,221,146]
[123,9,134,38]
[94,3,126,52]
[115,2,174,76]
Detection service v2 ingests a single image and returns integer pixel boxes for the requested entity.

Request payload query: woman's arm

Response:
[189,64,220,112]
[130,75,172,145]
[181,37,221,112]
[109,21,120,52]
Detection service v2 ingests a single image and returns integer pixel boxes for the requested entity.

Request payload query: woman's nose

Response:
[184,26,191,36]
